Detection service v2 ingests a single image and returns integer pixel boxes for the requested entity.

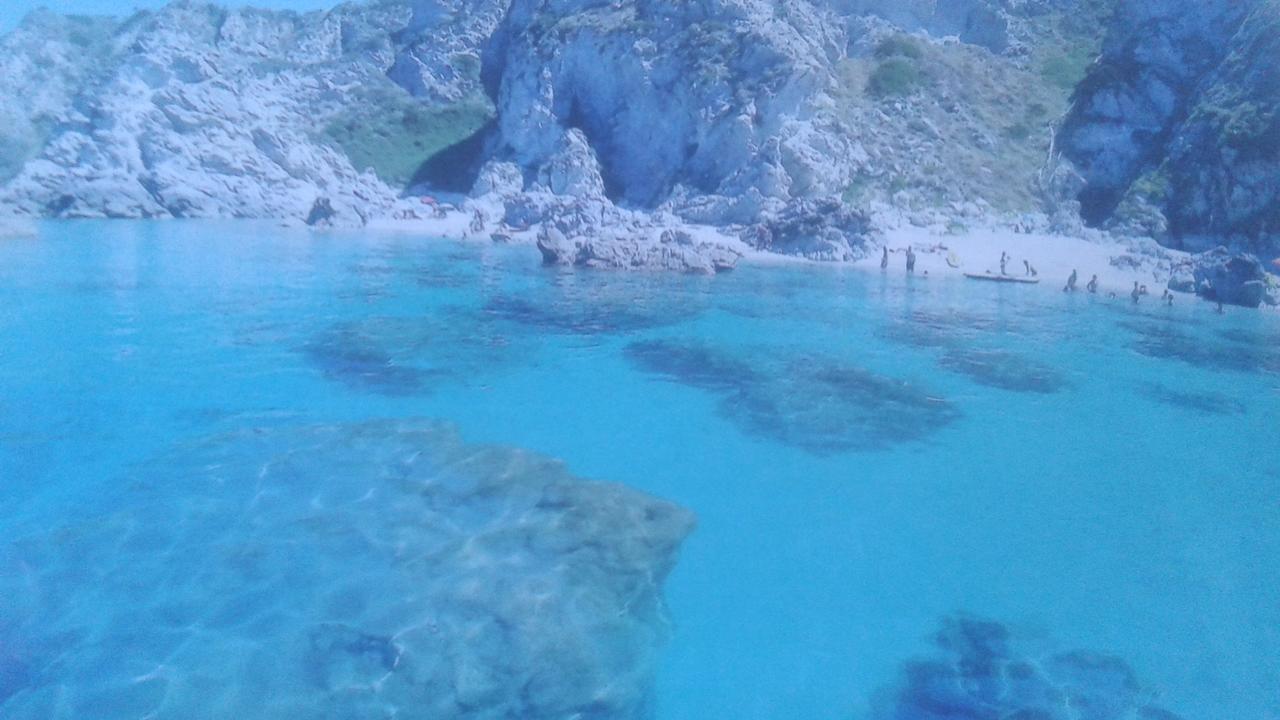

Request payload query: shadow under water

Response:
[1138,382,1248,417]
[625,340,960,454]
[0,421,694,719]
[939,348,1071,394]
[301,313,518,396]
[870,615,1184,720]
[1129,323,1280,376]
[483,293,698,337]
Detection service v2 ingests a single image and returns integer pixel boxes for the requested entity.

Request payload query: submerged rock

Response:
[870,615,1185,720]
[0,421,694,719]
[625,339,960,453]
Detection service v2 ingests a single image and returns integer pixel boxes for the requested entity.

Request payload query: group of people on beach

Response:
[1062,268,1172,305]
[882,244,1228,312]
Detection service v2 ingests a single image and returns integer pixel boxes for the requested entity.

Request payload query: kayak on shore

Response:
[964,273,1040,285]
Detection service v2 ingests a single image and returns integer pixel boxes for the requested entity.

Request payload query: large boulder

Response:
[537,223,741,275]
[533,128,608,199]
[471,159,525,197]
[1190,247,1276,308]
[746,197,874,261]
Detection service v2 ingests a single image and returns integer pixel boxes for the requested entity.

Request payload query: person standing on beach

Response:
[1064,270,1078,292]
[1000,252,1009,275]
[881,246,889,271]
[906,247,916,274]
[1087,275,1098,294]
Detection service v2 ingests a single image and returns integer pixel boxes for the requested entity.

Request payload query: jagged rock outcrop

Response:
[744,197,873,261]
[1184,247,1278,308]
[0,2,409,224]
[479,0,856,217]
[1061,0,1280,260]
[387,0,510,102]
[536,214,743,274]
[4,0,1276,275]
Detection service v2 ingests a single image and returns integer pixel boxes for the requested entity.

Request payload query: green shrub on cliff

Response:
[323,89,494,188]
[875,35,924,61]
[869,57,923,97]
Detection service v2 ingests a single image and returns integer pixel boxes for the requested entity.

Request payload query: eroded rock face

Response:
[744,197,873,261]
[1188,247,1277,308]
[832,0,1012,52]
[0,421,695,719]
[537,220,742,274]
[481,0,856,212]
[1163,5,1280,258]
[0,2,406,224]
[388,0,510,103]
[1061,0,1280,260]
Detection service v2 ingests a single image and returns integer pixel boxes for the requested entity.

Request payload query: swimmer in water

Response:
[1086,275,1098,294]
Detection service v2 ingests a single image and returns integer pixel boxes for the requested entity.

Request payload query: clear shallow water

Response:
[1,221,1278,719]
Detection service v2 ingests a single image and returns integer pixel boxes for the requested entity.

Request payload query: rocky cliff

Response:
[0,0,1276,265]
[1060,0,1280,259]
[0,3,413,222]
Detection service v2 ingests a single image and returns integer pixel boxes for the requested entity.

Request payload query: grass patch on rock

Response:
[323,83,495,188]
[868,57,924,98]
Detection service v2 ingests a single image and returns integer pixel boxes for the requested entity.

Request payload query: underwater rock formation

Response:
[625,339,960,453]
[0,421,694,719]
[870,615,1185,720]
[939,347,1070,394]
[1137,382,1247,417]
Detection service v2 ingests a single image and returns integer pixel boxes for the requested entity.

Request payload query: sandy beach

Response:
[859,226,1188,297]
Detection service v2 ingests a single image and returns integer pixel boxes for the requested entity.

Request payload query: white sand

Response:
[860,226,1186,296]
[367,209,1186,296]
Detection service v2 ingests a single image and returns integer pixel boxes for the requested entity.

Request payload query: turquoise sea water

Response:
[1,221,1278,719]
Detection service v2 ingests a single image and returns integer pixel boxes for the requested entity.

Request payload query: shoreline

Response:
[7,212,1277,313]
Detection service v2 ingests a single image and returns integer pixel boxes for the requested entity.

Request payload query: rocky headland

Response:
[0,0,1276,304]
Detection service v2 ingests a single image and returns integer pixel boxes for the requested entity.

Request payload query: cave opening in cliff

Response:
[409,120,497,194]
[564,95,630,205]
[1077,185,1121,228]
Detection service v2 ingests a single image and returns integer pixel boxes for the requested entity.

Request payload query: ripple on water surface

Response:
[0,422,693,719]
